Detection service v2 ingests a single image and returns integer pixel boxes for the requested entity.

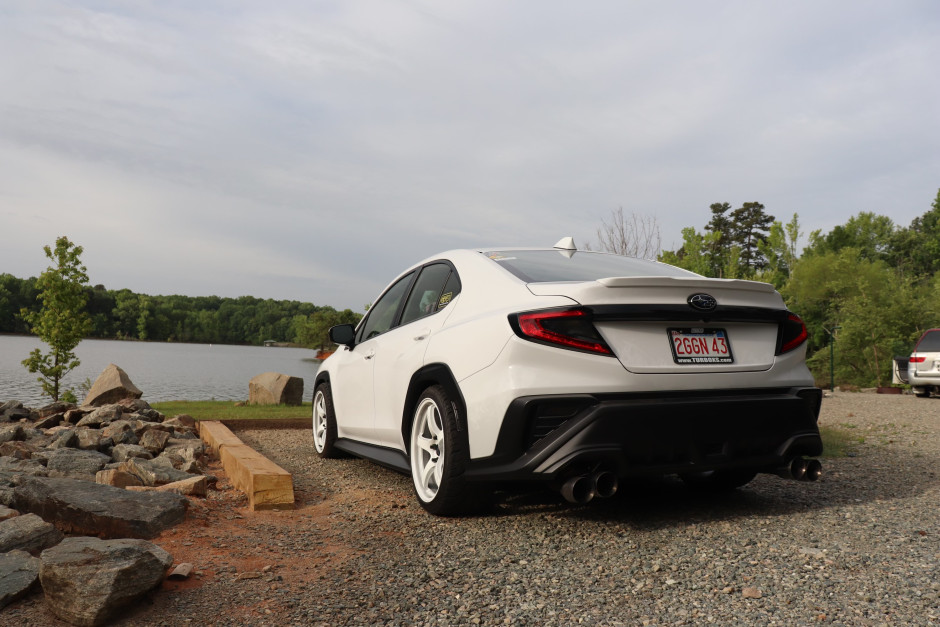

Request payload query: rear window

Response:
[481,250,699,283]
[914,330,940,352]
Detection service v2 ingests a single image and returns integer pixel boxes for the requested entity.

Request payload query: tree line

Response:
[0,275,361,349]
[9,189,939,398]
[648,189,940,388]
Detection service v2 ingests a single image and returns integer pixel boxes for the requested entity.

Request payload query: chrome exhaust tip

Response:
[592,471,619,499]
[803,459,822,482]
[775,457,807,481]
[789,457,808,481]
[560,475,596,504]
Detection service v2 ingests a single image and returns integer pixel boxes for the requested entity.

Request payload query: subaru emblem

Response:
[688,293,718,312]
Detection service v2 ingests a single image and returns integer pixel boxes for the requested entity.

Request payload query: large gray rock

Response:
[248,371,304,406]
[102,419,138,444]
[76,404,124,428]
[24,431,54,449]
[164,437,206,459]
[119,458,194,486]
[116,398,152,411]
[75,428,112,453]
[0,550,41,609]
[136,408,164,422]
[0,442,37,461]
[33,413,63,429]
[162,414,197,431]
[38,402,75,418]
[0,457,47,477]
[46,448,111,478]
[13,476,186,539]
[134,421,170,439]
[95,469,144,488]
[40,536,173,627]
[110,443,153,463]
[49,428,77,449]
[0,513,63,554]
[1,402,31,422]
[82,365,143,407]
[139,429,170,453]
[63,408,89,425]
[0,424,25,445]
[0,401,22,413]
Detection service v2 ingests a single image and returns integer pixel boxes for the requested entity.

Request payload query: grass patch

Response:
[820,424,864,458]
[151,400,311,421]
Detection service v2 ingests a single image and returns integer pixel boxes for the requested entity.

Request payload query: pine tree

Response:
[730,202,776,272]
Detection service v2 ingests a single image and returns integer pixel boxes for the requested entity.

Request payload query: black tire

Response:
[913,387,931,398]
[680,468,757,492]
[312,383,340,458]
[409,385,476,516]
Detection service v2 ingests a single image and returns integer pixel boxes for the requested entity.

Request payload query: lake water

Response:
[0,335,322,407]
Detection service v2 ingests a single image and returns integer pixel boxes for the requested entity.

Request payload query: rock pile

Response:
[0,394,213,625]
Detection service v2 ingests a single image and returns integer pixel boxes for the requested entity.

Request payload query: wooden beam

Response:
[198,421,294,511]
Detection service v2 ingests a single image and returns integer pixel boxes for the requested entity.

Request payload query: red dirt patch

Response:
[152,458,358,592]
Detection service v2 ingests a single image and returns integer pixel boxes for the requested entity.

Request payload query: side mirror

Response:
[329,324,356,346]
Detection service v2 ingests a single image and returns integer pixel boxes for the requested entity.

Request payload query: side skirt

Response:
[334,438,410,474]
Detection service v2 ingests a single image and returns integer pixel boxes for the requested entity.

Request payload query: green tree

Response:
[830,272,922,387]
[666,201,776,278]
[730,201,775,273]
[756,214,802,289]
[137,294,151,340]
[888,189,940,276]
[658,227,720,276]
[784,248,928,387]
[0,274,38,333]
[704,202,734,275]
[21,236,93,402]
[295,307,362,350]
[804,212,896,261]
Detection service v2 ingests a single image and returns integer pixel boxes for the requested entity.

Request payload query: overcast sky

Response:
[2,1,938,311]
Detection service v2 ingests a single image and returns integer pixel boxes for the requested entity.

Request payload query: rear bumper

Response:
[908,372,940,386]
[464,387,822,482]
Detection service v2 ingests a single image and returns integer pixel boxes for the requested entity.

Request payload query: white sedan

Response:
[313,239,823,515]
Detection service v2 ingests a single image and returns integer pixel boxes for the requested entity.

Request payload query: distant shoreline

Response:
[0,332,307,350]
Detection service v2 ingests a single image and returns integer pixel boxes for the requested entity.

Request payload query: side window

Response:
[437,271,461,311]
[400,264,453,326]
[357,272,414,342]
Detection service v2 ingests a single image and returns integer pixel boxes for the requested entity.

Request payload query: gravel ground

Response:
[7,391,940,625]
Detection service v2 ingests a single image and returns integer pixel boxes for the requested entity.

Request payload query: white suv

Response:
[313,240,823,515]
[908,329,940,397]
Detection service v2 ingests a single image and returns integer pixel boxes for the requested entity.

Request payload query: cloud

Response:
[1,1,938,310]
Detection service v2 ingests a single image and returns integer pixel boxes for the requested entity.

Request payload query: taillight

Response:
[778,312,808,354]
[910,356,926,363]
[510,308,614,356]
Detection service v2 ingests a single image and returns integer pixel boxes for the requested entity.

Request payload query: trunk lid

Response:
[527,276,785,374]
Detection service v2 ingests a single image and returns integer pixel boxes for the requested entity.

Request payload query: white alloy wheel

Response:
[411,396,446,502]
[311,382,340,458]
[313,389,328,453]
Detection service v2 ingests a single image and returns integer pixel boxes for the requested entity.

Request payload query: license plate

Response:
[668,328,734,364]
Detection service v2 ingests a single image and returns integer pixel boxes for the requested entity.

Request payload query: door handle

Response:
[414,329,430,341]
[364,349,375,360]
